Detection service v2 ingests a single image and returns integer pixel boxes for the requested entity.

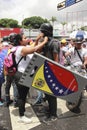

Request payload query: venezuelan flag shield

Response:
[32,60,78,97]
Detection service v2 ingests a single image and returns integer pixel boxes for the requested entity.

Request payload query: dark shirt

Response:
[43,38,60,60]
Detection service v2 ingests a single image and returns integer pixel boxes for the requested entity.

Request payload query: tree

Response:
[61,21,67,31]
[8,19,19,28]
[80,26,85,30]
[0,18,19,28]
[49,16,57,26]
[22,16,49,29]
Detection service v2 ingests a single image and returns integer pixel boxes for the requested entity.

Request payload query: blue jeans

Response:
[34,90,43,103]
[12,81,19,102]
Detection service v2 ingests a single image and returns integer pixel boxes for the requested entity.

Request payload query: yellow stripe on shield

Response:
[32,64,52,94]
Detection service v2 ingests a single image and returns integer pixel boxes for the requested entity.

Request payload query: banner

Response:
[57,0,83,10]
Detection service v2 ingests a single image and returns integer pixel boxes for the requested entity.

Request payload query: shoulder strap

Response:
[75,47,84,63]
[75,47,87,72]
[16,56,24,66]
[13,46,24,66]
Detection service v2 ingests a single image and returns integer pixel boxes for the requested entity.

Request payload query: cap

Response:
[2,41,9,46]
[61,39,66,44]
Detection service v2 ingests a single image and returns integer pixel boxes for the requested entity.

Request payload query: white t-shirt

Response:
[14,46,33,73]
[68,47,87,66]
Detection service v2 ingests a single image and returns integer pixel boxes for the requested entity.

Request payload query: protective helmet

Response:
[61,39,66,44]
[3,36,9,41]
[75,36,84,44]
[40,23,53,36]
[9,33,17,43]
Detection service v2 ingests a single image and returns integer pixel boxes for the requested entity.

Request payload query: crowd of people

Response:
[0,23,87,124]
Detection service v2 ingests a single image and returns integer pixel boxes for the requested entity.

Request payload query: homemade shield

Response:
[19,52,87,104]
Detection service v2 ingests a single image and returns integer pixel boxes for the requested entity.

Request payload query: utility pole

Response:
[22,15,24,29]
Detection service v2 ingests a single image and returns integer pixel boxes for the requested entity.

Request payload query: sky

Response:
[0,0,87,26]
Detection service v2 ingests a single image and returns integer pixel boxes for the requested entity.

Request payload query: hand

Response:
[36,33,44,41]
[82,63,87,69]
[43,36,48,44]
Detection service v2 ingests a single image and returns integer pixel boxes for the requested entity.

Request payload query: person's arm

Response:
[21,36,48,56]
[33,33,44,46]
[83,56,87,69]
[65,46,74,57]
[65,51,71,57]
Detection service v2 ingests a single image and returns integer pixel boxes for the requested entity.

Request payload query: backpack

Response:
[4,47,23,76]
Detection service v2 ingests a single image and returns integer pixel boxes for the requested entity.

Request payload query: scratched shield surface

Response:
[19,52,87,103]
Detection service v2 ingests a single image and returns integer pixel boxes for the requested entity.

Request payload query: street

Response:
[0,85,87,130]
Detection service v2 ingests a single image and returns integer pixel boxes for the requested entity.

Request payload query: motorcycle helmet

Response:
[75,36,84,44]
[40,23,53,36]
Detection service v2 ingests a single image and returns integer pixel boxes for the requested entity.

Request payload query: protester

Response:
[59,38,68,66]
[35,23,60,123]
[65,36,87,68]
[0,39,9,106]
[13,33,48,123]
[4,33,19,107]
[2,36,9,46]
[82,39,87,48]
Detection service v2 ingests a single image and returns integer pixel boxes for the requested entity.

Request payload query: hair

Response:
[13,34,22,46]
